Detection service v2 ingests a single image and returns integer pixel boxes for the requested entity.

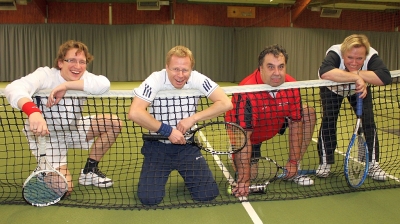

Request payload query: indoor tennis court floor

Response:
[0,81,398,224]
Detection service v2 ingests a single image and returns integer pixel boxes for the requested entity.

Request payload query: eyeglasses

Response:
[169,67,191,74]
[64,59,87,65]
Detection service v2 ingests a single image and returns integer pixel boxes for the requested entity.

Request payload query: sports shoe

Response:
[316,164,331,178]
[368,162,387,181]
[78,168,113,188]
[289,175,314,186]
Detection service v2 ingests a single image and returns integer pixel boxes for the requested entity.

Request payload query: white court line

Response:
[198,130,263,224]
[311,137,400,182]
[211,153,263,224]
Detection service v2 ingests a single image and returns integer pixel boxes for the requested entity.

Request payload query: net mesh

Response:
[0,70,399,209]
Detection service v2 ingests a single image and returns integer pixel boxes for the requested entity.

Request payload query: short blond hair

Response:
[53,40,94,69]
[165,46,195,69]
[340,34,370,56]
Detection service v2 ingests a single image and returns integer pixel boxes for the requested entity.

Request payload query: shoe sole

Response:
[295,182,314,186]
[291,178,314,186]
[284,180,314,186]
[316,172,330,178]
[368,175,387,181]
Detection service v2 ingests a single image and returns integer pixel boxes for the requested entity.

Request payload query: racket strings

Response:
[235,158,281,194]
[24,172,67,205]
[347,137,367,185]
[249,158,278,185]
[357,136,367,162]
[194,123,246,153]
[44,173,68,196]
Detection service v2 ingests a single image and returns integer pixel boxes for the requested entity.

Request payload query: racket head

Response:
[344,133,369,188]
[249,157,315,183]
[249,157,283,185]
[23,167,68,206]
[240,157,285,194]
[193,121,247,154]
[23,136,68,206]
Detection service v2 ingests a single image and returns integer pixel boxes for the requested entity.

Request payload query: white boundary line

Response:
[212,153,263,224]
[198,130,263,224]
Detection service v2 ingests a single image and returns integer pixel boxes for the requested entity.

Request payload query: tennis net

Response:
[0,70,399,209]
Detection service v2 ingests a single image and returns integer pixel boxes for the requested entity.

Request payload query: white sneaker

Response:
[316,164,331,178]
[78,168,113,188]
[368,162,387,181]
[290,175,314,186]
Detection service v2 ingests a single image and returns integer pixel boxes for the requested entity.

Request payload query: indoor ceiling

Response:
[188,0,400,11]
[27,0,400,11]
[308,0,400,11]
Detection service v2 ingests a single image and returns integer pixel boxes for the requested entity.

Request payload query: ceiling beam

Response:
[291,0,311,22]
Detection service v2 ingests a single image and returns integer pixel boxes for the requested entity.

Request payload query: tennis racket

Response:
[229,157,316,194]
[22,136,68,206]
[344,93,369,188]
[142,121,247,154]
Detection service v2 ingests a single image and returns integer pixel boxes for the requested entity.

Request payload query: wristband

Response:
[21,101,41,117]
[157,123,173,137]
[288,159,298,165]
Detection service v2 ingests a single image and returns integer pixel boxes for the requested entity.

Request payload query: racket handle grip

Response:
[38,136,47,155]
[356,92,362,116]
[249,184,266,193]
[142,133,169,141]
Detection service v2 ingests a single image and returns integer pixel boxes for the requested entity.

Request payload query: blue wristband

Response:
[157,123,173,137]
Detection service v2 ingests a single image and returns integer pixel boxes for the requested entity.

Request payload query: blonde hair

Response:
[340,34,370,56]
[53,40,94,69]
[166,46,195,69]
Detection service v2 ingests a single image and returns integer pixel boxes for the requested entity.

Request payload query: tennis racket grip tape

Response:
[38,136,47,155]
[356,93,362,116]
[142,133,169,140]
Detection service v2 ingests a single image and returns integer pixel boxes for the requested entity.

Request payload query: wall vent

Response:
[0,0,17,10]
[137,0,169,10]
[320,8,342,18]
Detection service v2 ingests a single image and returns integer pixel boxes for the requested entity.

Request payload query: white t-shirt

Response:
[5,66,110,135]
[133,69,218,129]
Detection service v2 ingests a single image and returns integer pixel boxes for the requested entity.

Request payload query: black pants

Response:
[317,86,379,164]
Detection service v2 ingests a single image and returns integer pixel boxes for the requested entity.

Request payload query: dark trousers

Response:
[317,86,379,164]
[137,140,219,206]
